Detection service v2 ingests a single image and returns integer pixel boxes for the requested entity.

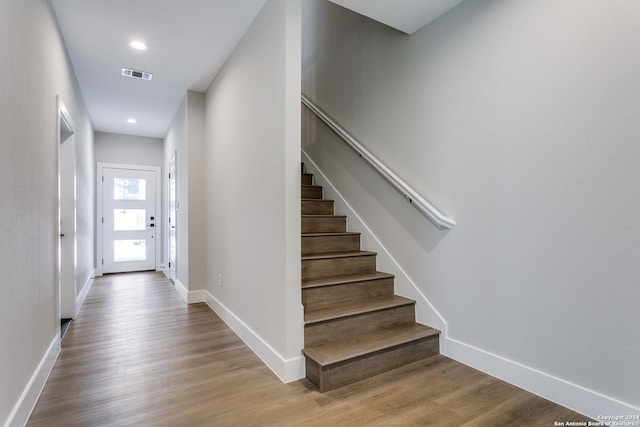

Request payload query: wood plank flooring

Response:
[28,272,591,426]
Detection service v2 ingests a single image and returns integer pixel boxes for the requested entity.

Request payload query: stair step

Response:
[304,295,416,347]
[303,324,440,392]
[302,185,323,199]
[302,199,334,215]
[302,251,376,280]
[302,215,347,233]
[304,323,439,366]
[302,271,394,289]
[302,232,361,255]
[302,272,395,308]
[305,294,414,324]
[302,173,313,186]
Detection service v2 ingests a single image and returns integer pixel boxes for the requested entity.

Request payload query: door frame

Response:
[96,162,161,276]
[57,96,76,336]
[167,152,177,282]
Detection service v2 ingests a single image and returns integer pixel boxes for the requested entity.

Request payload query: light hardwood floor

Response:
[28,272,590,426]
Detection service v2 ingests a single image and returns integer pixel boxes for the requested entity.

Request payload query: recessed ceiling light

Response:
[127,118,137,124]
[130,40,147,50]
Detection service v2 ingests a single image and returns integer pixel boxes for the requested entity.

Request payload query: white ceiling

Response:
[52,0,267,138]
[328,0,465,34]
[52,0,464,139]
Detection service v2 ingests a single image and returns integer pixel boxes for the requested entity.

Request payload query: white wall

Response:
[303,0,640,417]
[186,93,206,293]
[203,0,303,382]
[163,91,206,297]
[95,132,163,167]
[0,0,94,424]
[75,118,95,308]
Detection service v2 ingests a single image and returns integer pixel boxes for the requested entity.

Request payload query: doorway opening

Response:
[57,96,76,341]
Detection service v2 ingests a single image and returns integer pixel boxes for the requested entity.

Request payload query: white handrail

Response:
[301,94,456,230]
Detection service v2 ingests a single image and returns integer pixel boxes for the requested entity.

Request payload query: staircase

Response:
[301,166,441,392]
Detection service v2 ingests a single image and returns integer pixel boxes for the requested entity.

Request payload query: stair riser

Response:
[302,254,376,280]
[302,200,334,215]
[302,186,323,199]
[302,174,313,186]
[305,336,439,392]
[305,305,415,347]
[302,217,346,233]
[302,234,360,255]
[303,278,394,308]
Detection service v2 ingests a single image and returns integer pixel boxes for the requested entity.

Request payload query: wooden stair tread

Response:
[302,272,394,289]
[303,323,439,366]
[302,232,360,237]
[305,295,414,324]
[302,215,347,218]
[302,198,334,202]
[302,251,376,261]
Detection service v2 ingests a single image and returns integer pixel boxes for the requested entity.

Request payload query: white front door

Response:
[102,167,157,273]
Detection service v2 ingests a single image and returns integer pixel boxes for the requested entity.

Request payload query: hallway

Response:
[27,272,589,426]
[27,272,307,426]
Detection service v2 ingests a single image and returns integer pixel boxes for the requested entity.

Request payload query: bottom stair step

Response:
[303,324,440,392]
[303,323,439,366]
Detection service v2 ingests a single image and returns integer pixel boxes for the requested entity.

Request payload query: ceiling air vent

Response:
[122,68,152,81]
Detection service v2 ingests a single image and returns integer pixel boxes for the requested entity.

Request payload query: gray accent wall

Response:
[0,0,95,424]
[302,0,640,415]
[165,0,303,382]
[203,0,303,379]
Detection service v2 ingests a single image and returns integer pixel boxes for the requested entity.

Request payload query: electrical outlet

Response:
[218,273,223,287]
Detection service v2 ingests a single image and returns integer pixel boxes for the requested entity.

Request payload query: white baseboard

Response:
[4,337,60,427]
[444,337,640,420]
[203,290,305,383]
[75,269,95,317]
[186,290,205,304]
[173,279,206,304]
[173,279,189,303]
